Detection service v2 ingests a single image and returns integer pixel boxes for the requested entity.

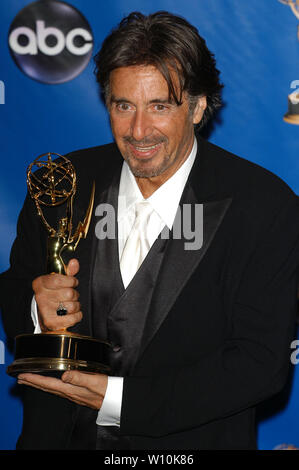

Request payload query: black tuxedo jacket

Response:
[1,136,299,450]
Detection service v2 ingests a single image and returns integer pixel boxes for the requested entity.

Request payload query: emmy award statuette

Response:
[7,153,111,377]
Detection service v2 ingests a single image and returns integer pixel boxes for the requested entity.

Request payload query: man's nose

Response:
[130,109,153,141]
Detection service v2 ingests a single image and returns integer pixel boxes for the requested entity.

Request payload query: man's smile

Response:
[127,141,163,159]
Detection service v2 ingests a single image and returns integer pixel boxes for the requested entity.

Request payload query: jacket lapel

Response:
[69,152,123,337]
[138,137,233,359]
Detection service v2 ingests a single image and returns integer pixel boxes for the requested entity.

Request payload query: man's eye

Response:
[117,103,131,111]
[154,104,167,111]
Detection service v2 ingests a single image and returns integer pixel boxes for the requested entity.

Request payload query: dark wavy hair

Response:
[94,11,223,129]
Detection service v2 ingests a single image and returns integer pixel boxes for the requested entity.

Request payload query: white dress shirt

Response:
[31,138,198,427]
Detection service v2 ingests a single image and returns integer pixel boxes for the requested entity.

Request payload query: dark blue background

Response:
[0,0,298,449]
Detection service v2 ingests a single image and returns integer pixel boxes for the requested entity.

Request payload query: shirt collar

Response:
[118,137,198,228]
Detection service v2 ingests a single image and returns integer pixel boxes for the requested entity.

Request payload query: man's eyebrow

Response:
[148,98,174,104]
[110,95,133,104]
[109,95,175,105]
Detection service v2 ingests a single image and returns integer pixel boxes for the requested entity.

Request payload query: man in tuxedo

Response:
[1,11,299,450]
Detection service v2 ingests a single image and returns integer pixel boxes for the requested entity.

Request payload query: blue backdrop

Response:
[0,0,298,450]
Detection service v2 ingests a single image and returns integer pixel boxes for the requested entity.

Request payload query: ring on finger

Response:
[56,302,68,316]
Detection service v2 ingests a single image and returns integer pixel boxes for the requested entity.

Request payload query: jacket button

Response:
[113,345,121,352]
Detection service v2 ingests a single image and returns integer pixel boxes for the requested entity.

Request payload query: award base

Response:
[7,332,111,377]
[283,113,299,125]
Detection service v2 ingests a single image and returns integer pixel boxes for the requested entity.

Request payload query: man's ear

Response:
[192,96,207,125]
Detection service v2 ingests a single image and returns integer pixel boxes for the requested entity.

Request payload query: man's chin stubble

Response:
[126,154,171,179]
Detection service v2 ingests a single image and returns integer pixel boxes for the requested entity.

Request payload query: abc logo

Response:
[8,0,94,84]
[9,21,92,57]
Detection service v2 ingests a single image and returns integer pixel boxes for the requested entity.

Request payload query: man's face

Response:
[108,65,206,184]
